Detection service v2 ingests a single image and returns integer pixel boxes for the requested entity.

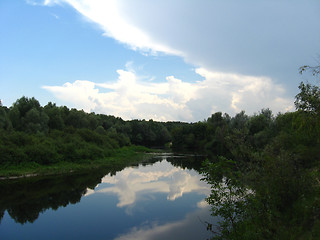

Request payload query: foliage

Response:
[0,148,154,224]
[295,82,320,114]
[199,69,320,239]
[202,157,253,239]
[1,72,320,239]
[299,64,320,76]
[0,96,174,168]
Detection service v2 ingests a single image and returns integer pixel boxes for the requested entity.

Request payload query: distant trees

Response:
[7,97,49,133]
[44,102,65,130]
[201,66,320,239]
[0,96,175,165]
[1,72,319,238]
[128,119,171,147]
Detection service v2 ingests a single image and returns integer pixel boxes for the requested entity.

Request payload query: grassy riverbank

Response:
[0,145,155,179]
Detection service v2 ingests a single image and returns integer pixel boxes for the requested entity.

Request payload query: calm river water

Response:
[0,153,215,240]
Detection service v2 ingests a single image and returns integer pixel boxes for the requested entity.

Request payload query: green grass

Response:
[0,145,157,179]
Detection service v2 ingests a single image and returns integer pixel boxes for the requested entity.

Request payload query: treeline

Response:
[170,106,319,165]
[0,97,171,165]
[0,154,202,224]
[164,83,319,237]
[1,80,319,167]
[201,80,320,239]
[0,76,319,238]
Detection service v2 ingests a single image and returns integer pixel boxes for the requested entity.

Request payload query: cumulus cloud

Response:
[43,80,99,112]
[85,160,210,208]
[39,0,316,119]
[114,205,214,240]
[43,68,198,121]
[192,68,294,116]
[43,66,293,121]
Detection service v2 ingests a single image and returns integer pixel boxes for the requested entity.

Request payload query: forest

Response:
[0,97,172,166]
[0,66,319,239]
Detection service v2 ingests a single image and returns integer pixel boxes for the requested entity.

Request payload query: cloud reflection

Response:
[114,201,214,240]
[85,160,210,208]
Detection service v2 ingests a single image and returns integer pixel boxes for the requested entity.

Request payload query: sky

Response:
[1,0,320,122]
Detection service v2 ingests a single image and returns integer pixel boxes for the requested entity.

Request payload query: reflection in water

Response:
[114,202,213,240]
[0,154,214,240]
[87,158,209,208]
[0,172,103,224]
[0,163,129,224]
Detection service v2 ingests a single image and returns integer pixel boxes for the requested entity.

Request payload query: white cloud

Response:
[26,0,61,6]
[44,0,182,56]
[43,80,99,112]
[43,66,293,121]
[40,0,313,119]
[114,205,213,240]
[25,0,42,6]
[193,68,294,115]
[43,0,320,74]
[85,160,210,208]
[43,68,196,121]
[50,13,60,19]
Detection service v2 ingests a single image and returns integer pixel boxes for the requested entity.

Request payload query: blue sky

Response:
[1,0,320,121]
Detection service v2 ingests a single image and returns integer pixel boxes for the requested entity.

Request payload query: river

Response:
[0,153,215,240]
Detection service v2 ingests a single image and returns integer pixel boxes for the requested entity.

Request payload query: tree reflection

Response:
[166,153,205,171]
[0,154,205,225]
[0,167,123,224]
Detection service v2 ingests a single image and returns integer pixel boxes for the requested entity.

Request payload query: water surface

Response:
[0,153,214,240]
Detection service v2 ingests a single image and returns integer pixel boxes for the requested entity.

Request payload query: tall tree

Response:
[295,64,320,114]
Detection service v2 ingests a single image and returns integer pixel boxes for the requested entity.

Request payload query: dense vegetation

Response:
[0,154,200,225]
[0,66,319,239]
[0,98,171,174]
[0,155,162,224]
[199,68,320,239]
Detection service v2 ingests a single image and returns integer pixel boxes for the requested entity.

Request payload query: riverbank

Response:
[0,145,156,179]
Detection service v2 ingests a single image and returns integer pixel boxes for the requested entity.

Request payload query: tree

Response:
[230,111,248,130]
[24,108,49,133]
[43,102,65,130]
[295,64,320,114]
[0,106,12,130]
[299,64,320,76]
[8,97,42,131]
[295,82,320,114]
[12,96,41,117]
[202,157,253,239]
[65,109,89,128]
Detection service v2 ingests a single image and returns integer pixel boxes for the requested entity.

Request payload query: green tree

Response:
[24,108,49,133]
[65,109,90,129]
[294,82,320,114]
[296,64,320,114]
[0,106,12,130]
[12,96,41,117]
[202,157,253,239]
[8,97,45,131]
[43,102,65,130]
[230,111,248,130]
